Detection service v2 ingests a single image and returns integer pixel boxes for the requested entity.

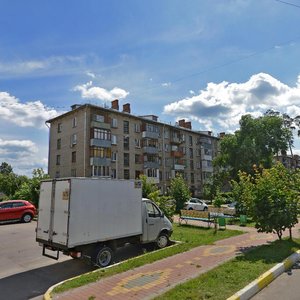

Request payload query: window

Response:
[72,117,77,128]
[147,168,157,178]
[71,169,76,177]
[124,169,130,179]
[91,165,109,177]
[12,202,25,208]
[135,138,141,148]
[91,128,111,140]
[90,147,111,158]
[189,135,193,146]
[57,139,61,150]
[0,202,13,209]
[111,118,118,128]
[57,123,62,133]
[56,155,61,165]
[55,171,60,178]
[71,133,77,145]
[124,153,130,166]
[145,202,161,218]
[134,123,140,133]
[189,148,193,158]
[71,151,76,163]
[164,129,169,139]
[124,136,129,150]
[123,120,129,134]
[111,169,117,179]
[111,152,117,162]
[111,135,117,145]
[135,154,142,164]
[94,114,104,122]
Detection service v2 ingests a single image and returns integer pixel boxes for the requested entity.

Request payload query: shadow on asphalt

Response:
[0,243,156,300]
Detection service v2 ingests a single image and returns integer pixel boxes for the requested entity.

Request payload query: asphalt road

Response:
[0,221,146,300]
[251,261,300,300]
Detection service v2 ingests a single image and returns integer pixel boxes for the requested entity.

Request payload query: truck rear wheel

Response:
[94,246,113,267]
[156,233,169,249]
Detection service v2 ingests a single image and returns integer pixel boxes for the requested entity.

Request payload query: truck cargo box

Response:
[36,178,143,248]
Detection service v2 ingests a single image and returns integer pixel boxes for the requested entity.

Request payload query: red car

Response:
[0,200,36,223]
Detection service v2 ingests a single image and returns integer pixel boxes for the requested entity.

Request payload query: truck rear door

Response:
[36,180,70,246]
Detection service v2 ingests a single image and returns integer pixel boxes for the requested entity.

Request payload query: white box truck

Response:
[36,178,173,267]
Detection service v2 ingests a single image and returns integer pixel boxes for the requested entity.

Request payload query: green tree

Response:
[233,164,300,240]
[14,168,49,207]
[214,114,292,180]
[148,190,175,221]
[139,174,158,198]
[169,174,191,212]
[0,162,13,175]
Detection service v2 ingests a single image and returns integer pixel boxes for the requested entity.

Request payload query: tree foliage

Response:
[232,163,300,240]
[214,114,292,181]
[169,174,191,212]
[139,174,175,219]
[14,168,49,207]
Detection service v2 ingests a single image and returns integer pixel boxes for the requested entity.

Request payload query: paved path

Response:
[52,222,300,300]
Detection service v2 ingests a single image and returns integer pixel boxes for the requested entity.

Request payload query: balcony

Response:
[143,146,159,154]
[91,120,110,130]
[174,164,185,170]
[144,161,160,169]
[142,131,159,139]
[90,157,111,166]
[170,136,184,144]
[90,139,111,148]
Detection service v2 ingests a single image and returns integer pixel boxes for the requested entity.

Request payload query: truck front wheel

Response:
[156,233,169,249]
[94,246,113,267]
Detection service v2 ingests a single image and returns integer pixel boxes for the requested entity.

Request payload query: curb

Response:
[227,249,300,300]
[43,241,181,300]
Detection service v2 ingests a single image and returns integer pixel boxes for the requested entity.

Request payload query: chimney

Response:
[111,99,119,110]
[178,119,185,127]
[219,132,225,138]
[123,103,131,113]
[185,121,192,129]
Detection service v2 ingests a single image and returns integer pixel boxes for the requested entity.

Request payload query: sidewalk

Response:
[51,223,300,300]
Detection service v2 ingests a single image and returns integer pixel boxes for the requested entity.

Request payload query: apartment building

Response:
[47,100,219,196]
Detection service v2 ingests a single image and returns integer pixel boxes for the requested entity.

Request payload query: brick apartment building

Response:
[46,100,219,196]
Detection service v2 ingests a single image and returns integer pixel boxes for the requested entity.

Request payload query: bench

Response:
[179,209,213,227]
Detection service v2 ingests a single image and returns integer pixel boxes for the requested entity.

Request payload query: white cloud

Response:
[0,92,60,129]
[162,82,171,87]
[0,138,47,176]
[73,81,129,101]
[86,71,96,78]
[163,73,300,132]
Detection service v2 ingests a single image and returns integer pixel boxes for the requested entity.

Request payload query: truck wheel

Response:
[22,213,32,223]
[94,246,113,267]
[156,233,169,249]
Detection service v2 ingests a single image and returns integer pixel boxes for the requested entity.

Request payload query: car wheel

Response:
[188,207,193,210]
[203,207,208,211]
[94,246,113,268]
[156,233,169,249]
[22,213,32,223]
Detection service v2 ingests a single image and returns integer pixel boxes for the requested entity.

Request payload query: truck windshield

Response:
[145,202,161,218]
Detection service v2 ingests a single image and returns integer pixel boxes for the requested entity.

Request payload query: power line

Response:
[274,0,300,9]
[171,35,300,84]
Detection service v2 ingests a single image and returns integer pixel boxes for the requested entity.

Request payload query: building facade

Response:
[47,100,219,196]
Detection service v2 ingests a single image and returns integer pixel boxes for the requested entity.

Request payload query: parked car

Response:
[185,198,208,211]
[0,200,36,223]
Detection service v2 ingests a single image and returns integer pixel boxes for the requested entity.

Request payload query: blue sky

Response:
[1,0,300,175]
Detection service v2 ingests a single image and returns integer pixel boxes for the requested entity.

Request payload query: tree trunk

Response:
[289,227,293,240]
[277,230,282,240]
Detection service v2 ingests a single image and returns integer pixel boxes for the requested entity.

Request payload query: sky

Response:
[1,0,300,176]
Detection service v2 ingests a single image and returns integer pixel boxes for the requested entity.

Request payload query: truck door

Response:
[51,180,70,246]
[143,201,163,242]
[36,180,70,246]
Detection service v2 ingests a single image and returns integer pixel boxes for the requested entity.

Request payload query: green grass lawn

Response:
[52,224,242,295]
[154,238,300,300]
